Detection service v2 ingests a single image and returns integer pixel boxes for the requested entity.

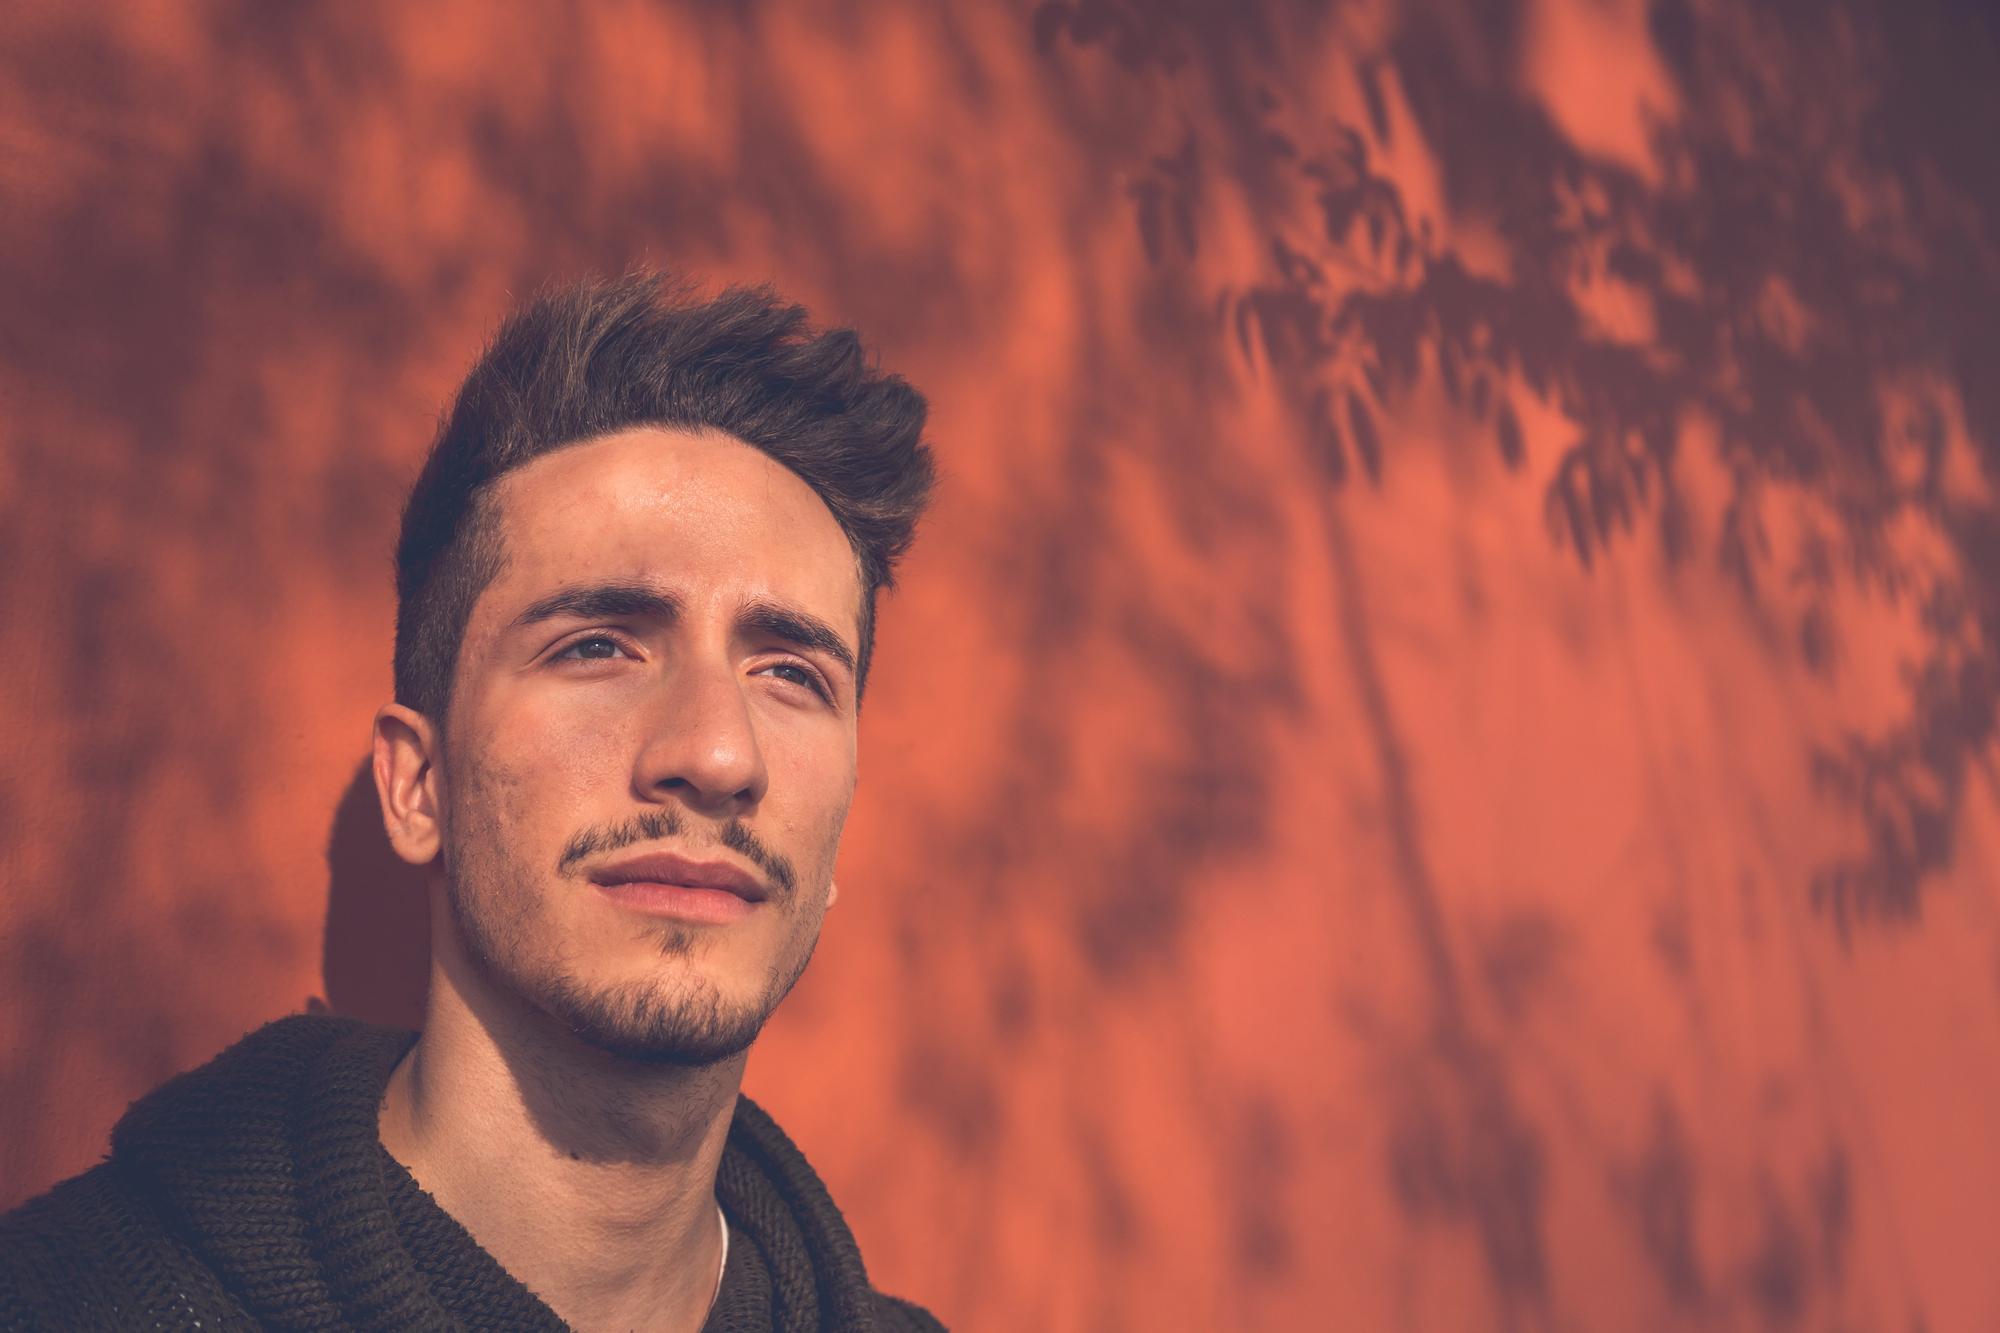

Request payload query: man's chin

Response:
[538,974,770,1069]
[569,1018,765,1069]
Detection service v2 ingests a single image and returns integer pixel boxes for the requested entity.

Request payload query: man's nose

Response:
[631,657,769,815]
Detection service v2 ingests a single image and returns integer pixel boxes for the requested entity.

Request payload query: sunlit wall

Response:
[4,2,1999,1329]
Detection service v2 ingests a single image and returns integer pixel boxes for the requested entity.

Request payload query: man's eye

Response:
[559,637,625,660]
[760,662,821,692]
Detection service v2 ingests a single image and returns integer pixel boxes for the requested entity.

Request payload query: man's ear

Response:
[374,703,444,867]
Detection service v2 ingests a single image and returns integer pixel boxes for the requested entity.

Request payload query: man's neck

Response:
[378,928,738,1333]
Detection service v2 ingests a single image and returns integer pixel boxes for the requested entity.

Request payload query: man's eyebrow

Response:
[737,599,858,677]
[510,583,683,630]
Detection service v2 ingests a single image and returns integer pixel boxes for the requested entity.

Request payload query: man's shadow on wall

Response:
[319,760,430,1031]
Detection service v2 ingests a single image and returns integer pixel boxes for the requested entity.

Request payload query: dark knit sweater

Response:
[0,1017,945,1333]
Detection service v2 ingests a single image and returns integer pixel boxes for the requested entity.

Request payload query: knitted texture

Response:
[0,1016,946,1333]
[379,1150,569,1333]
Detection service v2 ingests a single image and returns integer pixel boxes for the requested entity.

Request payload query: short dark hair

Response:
[392,272,934,724]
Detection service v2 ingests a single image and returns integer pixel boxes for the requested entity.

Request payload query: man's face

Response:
[435,426,862,1065]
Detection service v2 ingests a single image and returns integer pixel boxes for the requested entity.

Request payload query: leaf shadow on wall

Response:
[320,759,429,1031]
[1038,0,2000,933]
[1025,0,2000,1323]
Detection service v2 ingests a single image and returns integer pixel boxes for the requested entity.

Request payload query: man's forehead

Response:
[479,428,863,631]
[499,426,799,516]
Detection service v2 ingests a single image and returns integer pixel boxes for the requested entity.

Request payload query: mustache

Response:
[555,809,797,898]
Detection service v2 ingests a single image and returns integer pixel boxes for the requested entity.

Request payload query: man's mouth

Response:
[588,852,768,924]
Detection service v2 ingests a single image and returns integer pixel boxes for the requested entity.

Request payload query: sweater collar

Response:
[112,1015,442,1333]
[716,1096,880,1333]
[111,1014,881,1333]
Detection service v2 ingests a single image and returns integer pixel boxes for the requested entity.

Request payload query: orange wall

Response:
[4,2,2000,1329]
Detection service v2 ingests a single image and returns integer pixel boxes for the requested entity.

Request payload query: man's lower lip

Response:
[594,882,758,924]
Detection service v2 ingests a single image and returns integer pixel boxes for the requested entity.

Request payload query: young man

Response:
[0,274,945,1333]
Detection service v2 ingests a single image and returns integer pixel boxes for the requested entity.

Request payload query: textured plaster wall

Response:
[3,2,1999,1330]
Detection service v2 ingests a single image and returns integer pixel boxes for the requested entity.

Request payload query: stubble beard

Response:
[443,794,826,1069]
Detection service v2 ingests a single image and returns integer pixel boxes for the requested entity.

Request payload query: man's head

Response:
[373,273,933,1068]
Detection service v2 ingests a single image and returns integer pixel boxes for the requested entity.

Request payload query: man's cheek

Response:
[525,697,638,799]
[462,754,538,836]
[478,690,615,802]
